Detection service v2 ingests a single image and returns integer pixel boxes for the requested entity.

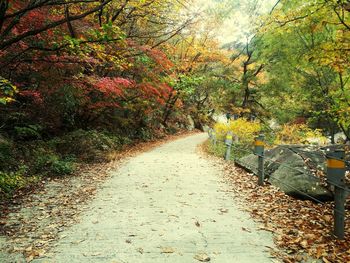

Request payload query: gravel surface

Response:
[2,133,276,262]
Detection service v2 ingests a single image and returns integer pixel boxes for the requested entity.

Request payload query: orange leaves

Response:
[138,83,162,98]
[135,82,176,109]
[139,45,174,73]
[215,160,350,262]
[172,37,229,74]
[94,77,134,98]
[19,90,43,105]
[79,76,135,110]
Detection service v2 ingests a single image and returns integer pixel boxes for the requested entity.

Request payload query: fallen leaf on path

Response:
[300,240,308,249]
[83,252,101,257]
[161,246,175,254]
[241,227,251,233]
[26,254,34,262]
[258,226,274,232]
[218,208,228,214]
[194,252,210,262]
[71,239,85,245]
[25,246,33,252]
[205,151,350,263]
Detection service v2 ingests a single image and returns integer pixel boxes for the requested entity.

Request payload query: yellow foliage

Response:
[274,124,327,145]
[214,118,261,143]
[0,76,17,105]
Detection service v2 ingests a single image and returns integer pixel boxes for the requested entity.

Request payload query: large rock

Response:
[236,145,335,201]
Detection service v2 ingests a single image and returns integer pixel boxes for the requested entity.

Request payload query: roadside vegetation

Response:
[0,1,225,198]
[207,119,328,161]
[1,0,350,203]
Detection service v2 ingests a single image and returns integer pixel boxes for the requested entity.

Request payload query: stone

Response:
[236,145,334,201]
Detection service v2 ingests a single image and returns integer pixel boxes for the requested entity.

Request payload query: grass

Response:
[204,139,253,161]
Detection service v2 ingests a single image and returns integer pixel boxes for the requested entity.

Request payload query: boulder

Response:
[236,145,334,201]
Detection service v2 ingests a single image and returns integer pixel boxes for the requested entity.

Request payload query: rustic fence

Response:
[208,128,349,240]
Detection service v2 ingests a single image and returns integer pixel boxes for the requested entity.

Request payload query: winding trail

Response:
[34,133,275,263]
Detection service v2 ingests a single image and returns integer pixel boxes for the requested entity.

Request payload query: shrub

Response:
[51,129,122,162]
[214,118,261,143]
[0,76,17,105]
[213,118,261,158]
[274,124,327,145]
[32,148,75,175]
[0,171,25,196]
[136,127,154,141]
[14,124,42,140]
[31,147,57,173]
[50,159,75,175]
[0,135,16,170]
[0,166,38,198]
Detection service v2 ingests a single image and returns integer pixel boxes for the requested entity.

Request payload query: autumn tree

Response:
[257,0,350,140]
[0,0,201,135]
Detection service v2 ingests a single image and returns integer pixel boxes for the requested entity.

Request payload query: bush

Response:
[206,140,226,158]
[14,124,42,140]
[0,135,16,170]
[136,127,154,141]
[214,118,261,143]
[212,118,261,158]
[51,159,75,175]
[0,171,25,196]
[51,129,124,162]
[0,166,38,198]
[32,148,75,175]
[274,124,327,145]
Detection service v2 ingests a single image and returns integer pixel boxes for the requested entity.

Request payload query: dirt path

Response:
[2,133,276,262]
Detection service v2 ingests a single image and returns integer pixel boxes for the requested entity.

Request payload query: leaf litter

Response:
[0,131,197,262]
[201,145,350,263]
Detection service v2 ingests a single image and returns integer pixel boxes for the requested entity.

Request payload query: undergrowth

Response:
[0,130,137,200]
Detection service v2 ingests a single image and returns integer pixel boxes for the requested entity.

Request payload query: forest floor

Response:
[0,133,277,263]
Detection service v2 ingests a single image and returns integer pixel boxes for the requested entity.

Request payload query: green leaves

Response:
[92,22,126,42]
[254,0,350,138]
[176,75,204,95]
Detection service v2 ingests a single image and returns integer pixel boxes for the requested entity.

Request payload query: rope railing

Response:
[207,128,349,240]
[208,130,349,191]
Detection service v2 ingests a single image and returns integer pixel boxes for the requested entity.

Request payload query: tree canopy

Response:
[1,0,349,140]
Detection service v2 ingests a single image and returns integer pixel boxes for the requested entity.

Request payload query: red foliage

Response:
[0,2,184,131]
[135,82,174,106]
[94,77,134,98]
[138,83,161,98]
[292,117,307,125]
[19,90,43,104]
[88,101,120,110]
[159,83,174,97]
[140,45,174,72]
[6,2,62,36]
